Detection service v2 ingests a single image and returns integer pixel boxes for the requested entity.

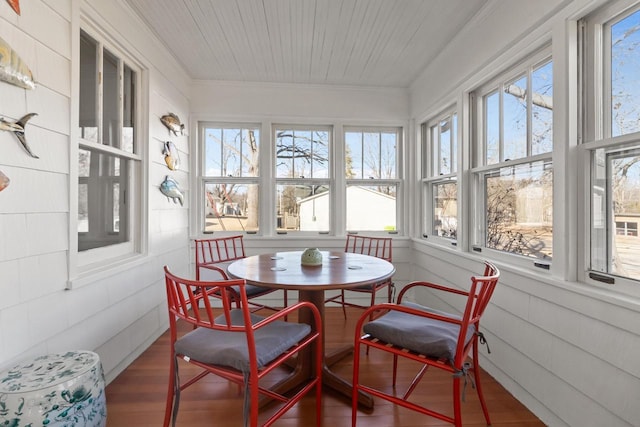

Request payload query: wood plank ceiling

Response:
[124,0,488,88]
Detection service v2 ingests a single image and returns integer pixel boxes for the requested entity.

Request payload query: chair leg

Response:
[473,341,492,425]
[340,290,347,319]
[392,354,398,387]
[453,375,462,427]
[164,356,179,427]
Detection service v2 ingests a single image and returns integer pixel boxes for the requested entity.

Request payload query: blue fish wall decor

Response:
[160,176,184,206]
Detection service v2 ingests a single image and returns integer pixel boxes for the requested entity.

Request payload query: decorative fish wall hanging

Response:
[160,113,184,136]
[160,175,184,206]
[5,0,20,15]
[0,35,35,89]
[162,141,180,170]
[0,170,10,192]
[0,113,38,158]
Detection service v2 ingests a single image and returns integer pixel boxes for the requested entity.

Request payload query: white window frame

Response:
[273,124,333,236]
[421,107,459,246]
[198,122,262,235]
[470,47,554,270]
[579,0,640,296]
[68,18,147,288]
[343,126,402,235]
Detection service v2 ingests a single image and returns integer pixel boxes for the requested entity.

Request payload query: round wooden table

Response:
[228,250,395,409]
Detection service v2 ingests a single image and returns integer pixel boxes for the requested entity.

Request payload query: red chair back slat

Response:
[344,234,392,262]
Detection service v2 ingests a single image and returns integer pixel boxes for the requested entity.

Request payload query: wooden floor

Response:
[105,307,545,426]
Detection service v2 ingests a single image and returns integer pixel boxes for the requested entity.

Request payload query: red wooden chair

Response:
[325,234,394,320]
[195,235,287,313]
[351,261,500,427]
[163,266,323,427]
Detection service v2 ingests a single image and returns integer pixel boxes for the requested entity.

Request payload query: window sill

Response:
[67,253,150,290]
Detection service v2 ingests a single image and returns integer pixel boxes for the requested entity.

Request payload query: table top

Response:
[227,250,395,291]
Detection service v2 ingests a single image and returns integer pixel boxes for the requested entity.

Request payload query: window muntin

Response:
[583,2,640,287]
[344,128,400,232]
[202,124,260,233]
[473,52,553,261]
[78,29,140,253]
[422,111,458,241]
[275,126,331,233]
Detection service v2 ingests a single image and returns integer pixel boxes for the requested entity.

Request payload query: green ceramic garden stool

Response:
[0,350,107,426]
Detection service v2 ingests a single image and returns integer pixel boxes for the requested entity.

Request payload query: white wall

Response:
[0,0,191,384]
[409,1,640,426]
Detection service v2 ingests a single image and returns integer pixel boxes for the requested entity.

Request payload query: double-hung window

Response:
[422,110,458,241]
[275,126,331,233]
[344,127,400,232]
[471,49,553,264]
[200,123,261,233]
[77,28,142,263]
[582,0,640,289]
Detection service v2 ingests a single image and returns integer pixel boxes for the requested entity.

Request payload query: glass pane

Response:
[532,61,553,155]
[363,132,381,179]
[276,184,329,232]
[78,148,130,251]
[204,127,259,177]
[440,118,452,175]
[591,147,640,280]
[485,91,500,165]
[79,31,98,142]
[380,132,397,178]
[611,9,640,137]
[451,114,458,173]
[432,181,457,239]
[346,185,396,231]
[345,131,363,178]
[103,49,120,148]
[503,75,528,161]
[276,129,329,179]
[484,161,553,259]
[222,128,242,177]
[204,183,259,232]
[122,64,135,154]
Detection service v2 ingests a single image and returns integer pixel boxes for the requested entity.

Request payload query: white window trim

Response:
[68,16,149,289]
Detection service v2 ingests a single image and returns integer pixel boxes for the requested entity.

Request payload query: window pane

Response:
[103,48,120,149]
[503,75,528,161]
[484,161,553,259]
[432,181,457,239]
[440,118,452,174]
[276,130,329,179]
[532,61,553,155]
[78,148,130,251]
[611,9,640,137]
[204,183,259,232]
[204,127,260,177]
[591,147,640,279]
[345,130,397,179]
[346,185,396,231]
[276,184,330,232]
[122,64,135,154]
[79,31,98,142]
[485,91,500,165]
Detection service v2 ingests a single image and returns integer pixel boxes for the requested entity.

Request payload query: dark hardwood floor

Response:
[105,307,545,426]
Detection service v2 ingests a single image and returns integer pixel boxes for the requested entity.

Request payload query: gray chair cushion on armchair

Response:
[363,302,475,362]
[175,310,310,373]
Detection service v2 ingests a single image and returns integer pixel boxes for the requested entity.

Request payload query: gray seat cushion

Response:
[175,310,311,373]
[362,302,475,362]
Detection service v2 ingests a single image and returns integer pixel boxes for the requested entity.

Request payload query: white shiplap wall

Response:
[0,0,191,384]
[409,0,640,426]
